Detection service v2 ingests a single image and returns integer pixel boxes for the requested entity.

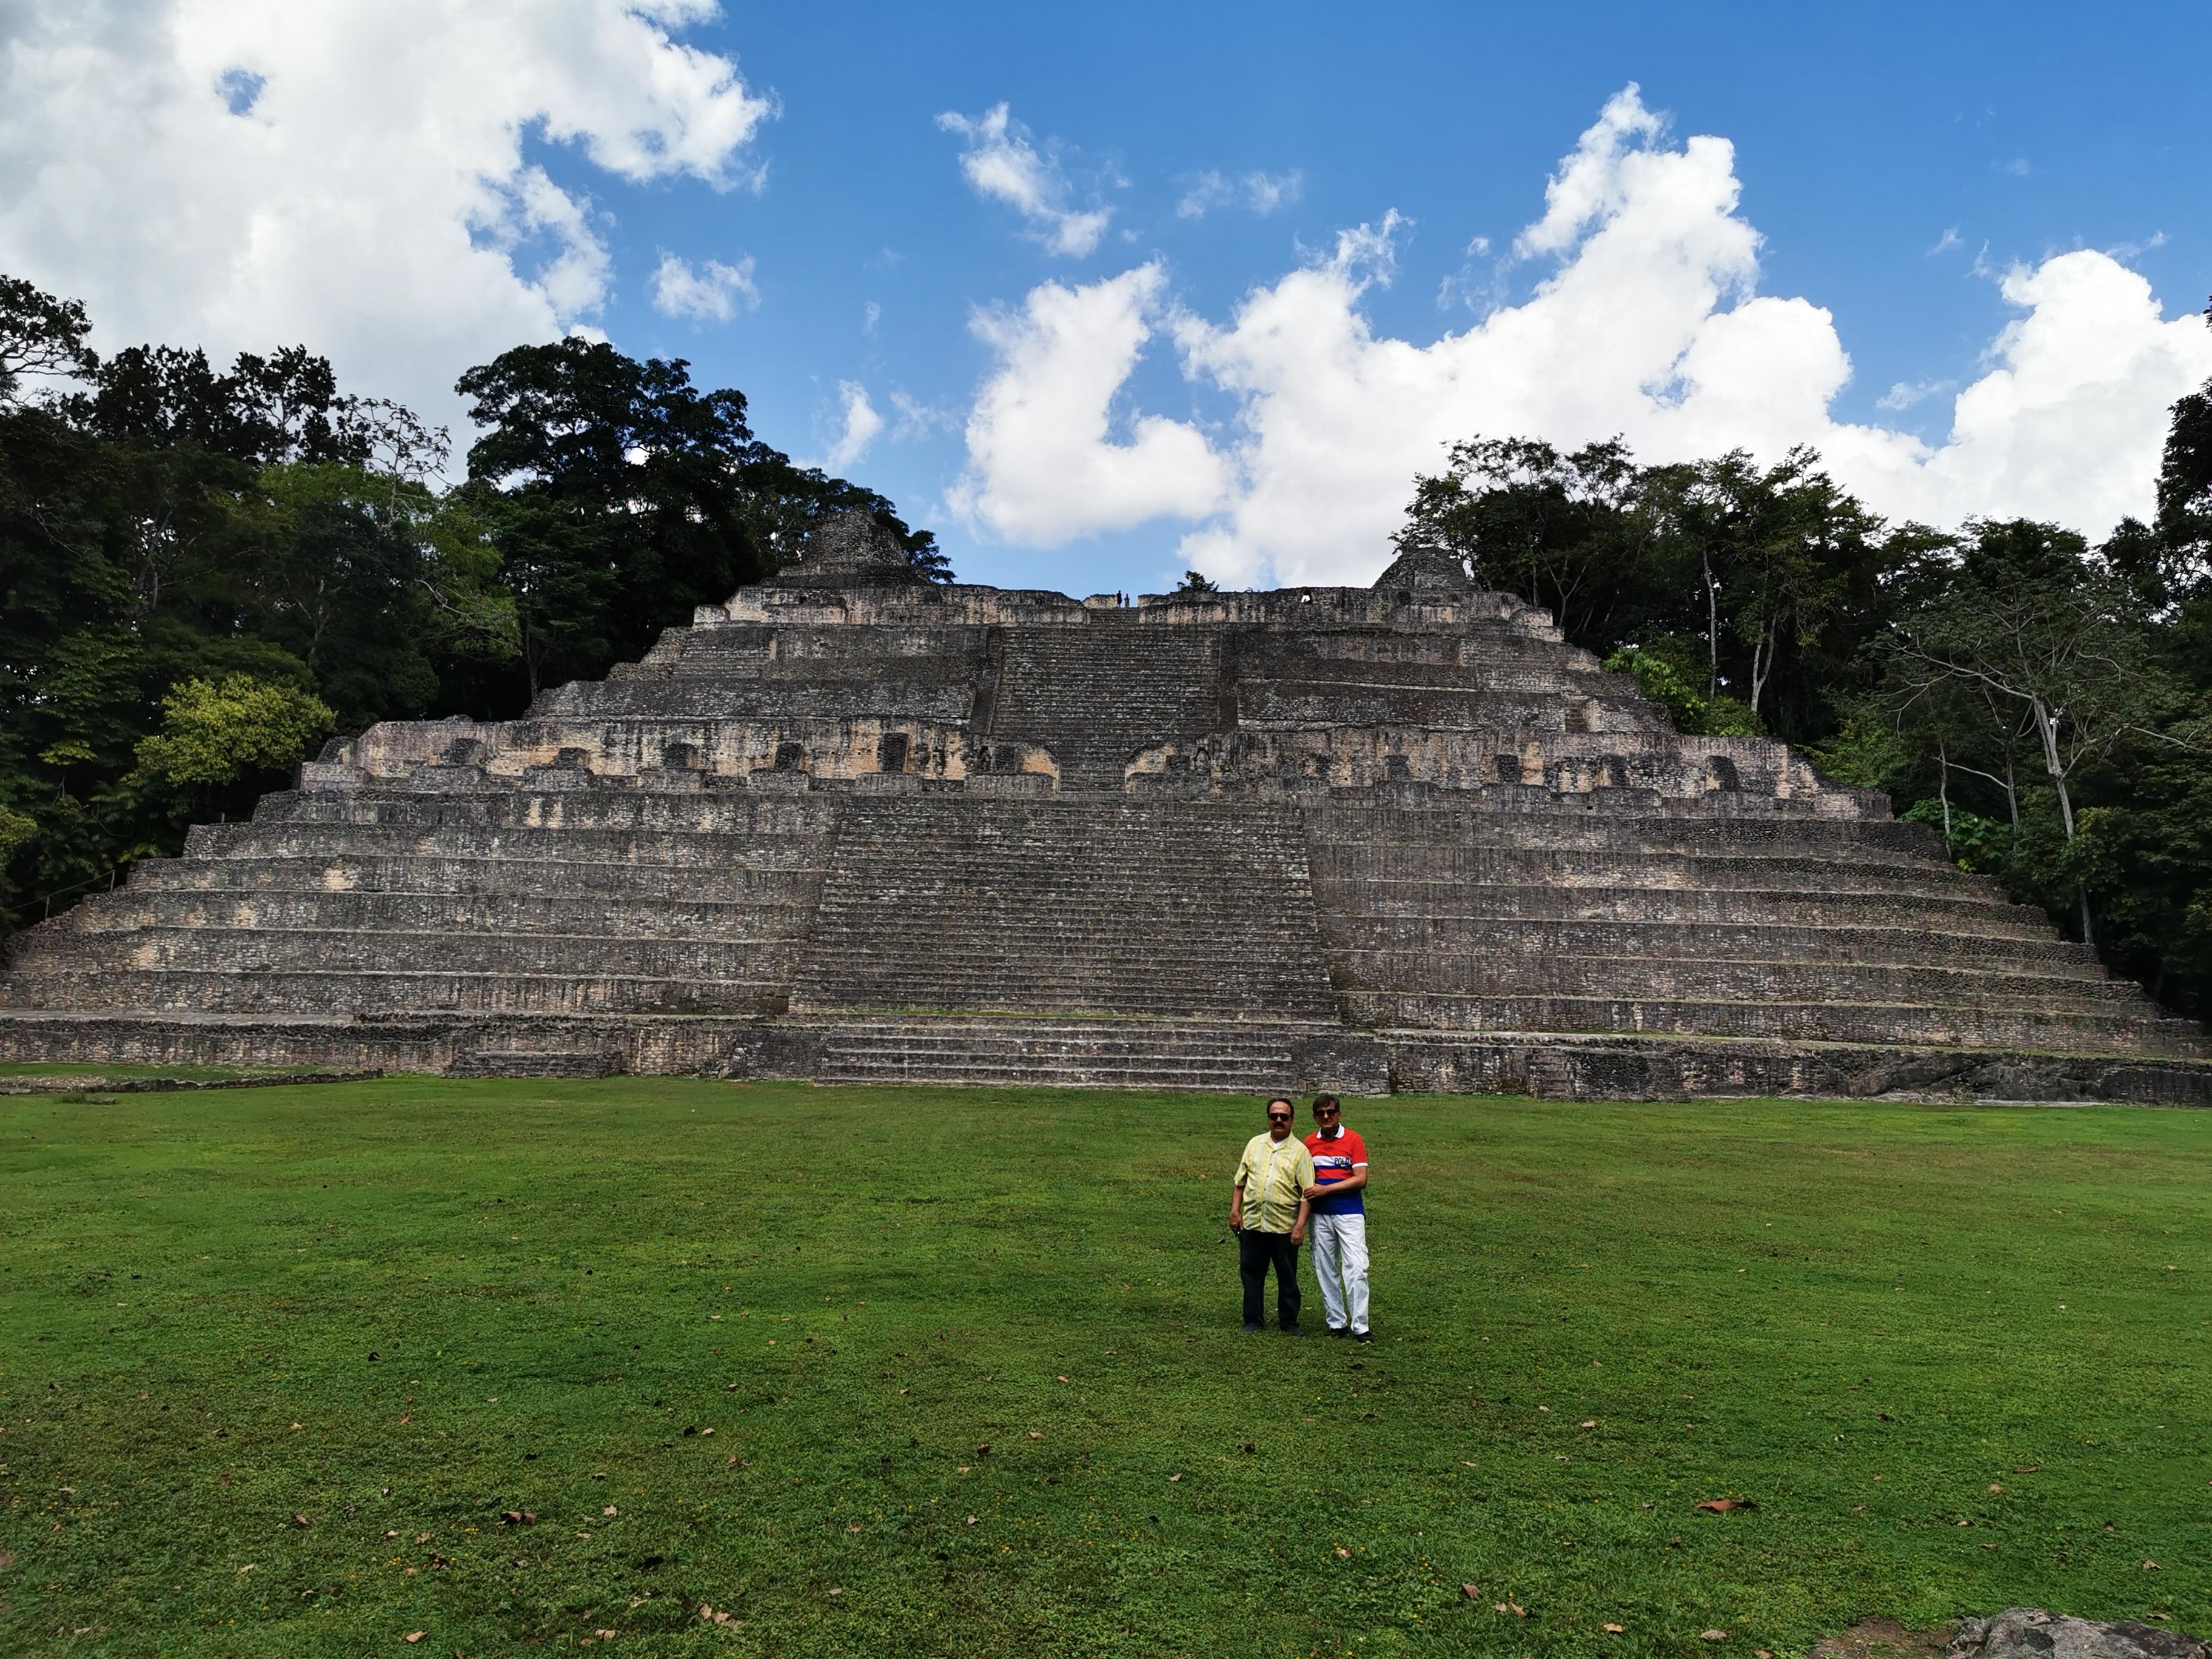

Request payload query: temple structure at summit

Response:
[4,512,2207,1100]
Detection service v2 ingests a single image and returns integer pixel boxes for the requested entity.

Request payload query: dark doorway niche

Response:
[773,742,805,772]
[877,732,910,773]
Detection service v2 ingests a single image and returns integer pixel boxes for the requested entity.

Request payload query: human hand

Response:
[1292,1225,1306,1246]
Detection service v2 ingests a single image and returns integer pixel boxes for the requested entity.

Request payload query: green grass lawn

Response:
[2,1079,2208,1658]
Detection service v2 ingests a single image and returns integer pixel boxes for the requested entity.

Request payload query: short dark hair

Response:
[1265,1097,1293,1112]
[1312,1093,1341,1111]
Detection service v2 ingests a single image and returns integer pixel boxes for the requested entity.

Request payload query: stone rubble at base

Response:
[3,512,2207,1100]
[1951,1607,2209,1659]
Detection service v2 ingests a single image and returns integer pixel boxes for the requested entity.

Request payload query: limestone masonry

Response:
[5,512,2207,1100]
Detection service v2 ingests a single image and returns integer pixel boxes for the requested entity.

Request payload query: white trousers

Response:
[1310,1212,1370,1334]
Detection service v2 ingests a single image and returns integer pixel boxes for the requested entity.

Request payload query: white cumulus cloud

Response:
[936,102,1111,258]
[947,261,1228,542]
[651,252,759,321]
[0,0,774,432]
[817,380,883,472]
[950,84,2212,586]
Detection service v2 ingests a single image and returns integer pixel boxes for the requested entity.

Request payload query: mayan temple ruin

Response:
[4,512,2207,1100]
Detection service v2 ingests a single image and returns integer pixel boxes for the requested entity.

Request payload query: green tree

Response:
[131,674,335,788]
[0,274,96,407]
[1404,437,1665,650]
[455,338,945,707]
[1879,520,2186,942]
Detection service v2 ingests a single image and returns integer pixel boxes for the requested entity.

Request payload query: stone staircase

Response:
[1307,806,2209,1058]
[1,783,835,1019]
[782,1015,1340,1091]
[788,797,1338,1021]
[989,619,1221,789]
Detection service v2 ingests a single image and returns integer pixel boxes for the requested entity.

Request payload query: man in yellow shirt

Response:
[1230,1097,1316,1334]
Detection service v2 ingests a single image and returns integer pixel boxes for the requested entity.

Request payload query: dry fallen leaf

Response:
[1700,1631,1728,1642]
[1581,1420,1597,1429]
[1056,1375,1070,1383]
[597,1634,617,1642]
[977,1443,991,1456]
[384,1529,398,1539]
[603,1506,617,1517]
[1460,1583,1481,1600]
[1694,1498,1754,1513]
[964,1515,977,1526]
[1604,1624,1626,1635]
[2146,1560,2161,1570]
[1028,1431,1041,1439]
[1168,1473,1182,1483]
[1335,1546,1351,1558]
[846,1524,861,1533]
[1988,1482,2003,1492]
[403,1635,425,1646]
[415,1532,432,1544]
[289,1513,310,1528]
[1508,1603,1527,1617]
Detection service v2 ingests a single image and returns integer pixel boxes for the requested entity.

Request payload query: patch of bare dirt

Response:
[1811,1619,1956,1659]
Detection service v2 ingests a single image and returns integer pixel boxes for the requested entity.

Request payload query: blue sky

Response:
[3,1,2208,597]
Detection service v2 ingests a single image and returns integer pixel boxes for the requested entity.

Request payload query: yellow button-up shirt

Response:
[1235,1131,1316,1235]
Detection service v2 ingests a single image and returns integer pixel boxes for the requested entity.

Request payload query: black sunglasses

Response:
[1265,1111,1292,1121]
[1314,1105,1340,1115]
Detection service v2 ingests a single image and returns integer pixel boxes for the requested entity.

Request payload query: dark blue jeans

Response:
[1238,1227,1301,1329]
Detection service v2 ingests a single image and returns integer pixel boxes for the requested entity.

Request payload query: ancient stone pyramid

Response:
[5,513,2207,1100]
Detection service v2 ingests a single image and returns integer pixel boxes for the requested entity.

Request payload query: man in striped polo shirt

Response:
[1303,1093,1371,1341]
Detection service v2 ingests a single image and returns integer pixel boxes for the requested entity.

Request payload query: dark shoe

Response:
[1244,1321,1264,1333]
[1353,1329,1374,1343]
[1282,1324,1305,1337]
[1326,1326,1349,1338]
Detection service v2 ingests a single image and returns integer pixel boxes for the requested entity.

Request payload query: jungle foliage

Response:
[1403,385,2212,1016]
[0,276,945,930]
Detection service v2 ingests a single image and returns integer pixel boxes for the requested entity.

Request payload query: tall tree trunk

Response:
[2029,693,2094,945]
[1703,548,1718,699]
[1748,616,1775,716]
[1937,740,1953,847]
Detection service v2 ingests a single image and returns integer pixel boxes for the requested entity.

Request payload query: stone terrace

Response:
[4,514,2206,1101]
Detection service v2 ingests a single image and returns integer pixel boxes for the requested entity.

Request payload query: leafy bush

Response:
[1603,645,1764,737]
[133,675,335,788]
